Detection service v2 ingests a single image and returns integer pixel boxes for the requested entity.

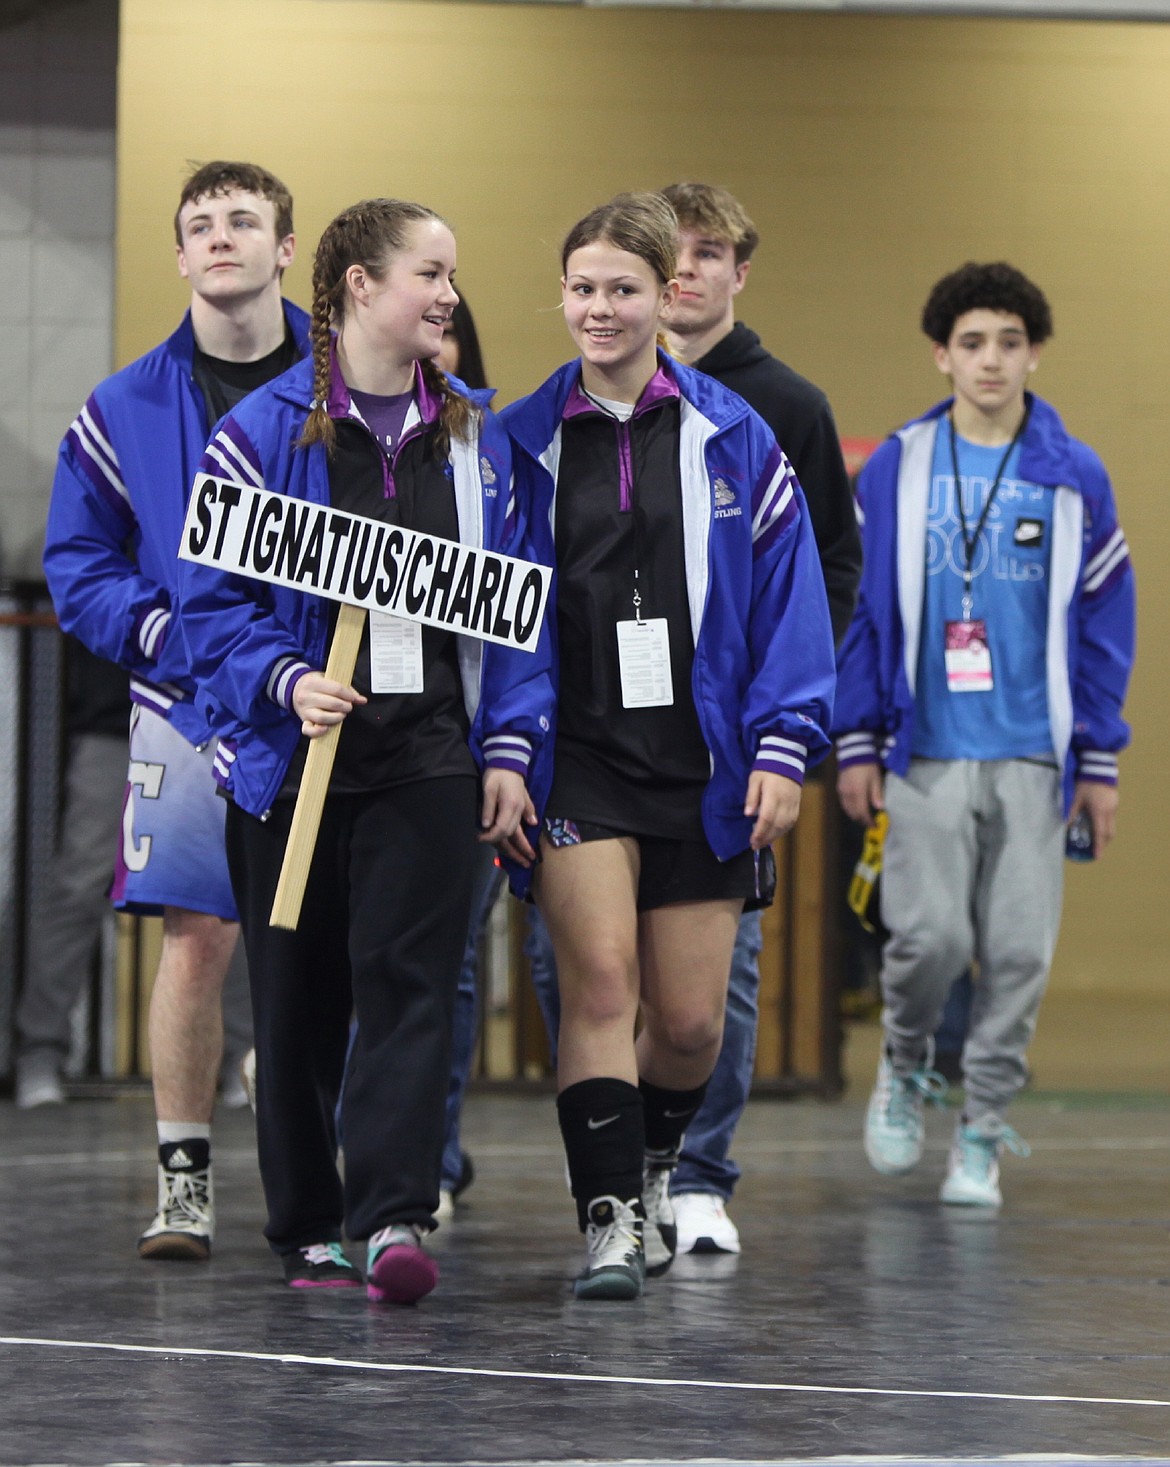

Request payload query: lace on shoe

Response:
[996,1123,1030,1158]
[369,1222,425,1254]
[585,1196,643,1272]
[960,1118,1031,1168]
[159,1167,212,1231]
[881,1061,948,1128]
[302,1242,348,1268]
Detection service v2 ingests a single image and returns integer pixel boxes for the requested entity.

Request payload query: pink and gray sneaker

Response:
[366,1224,438,1304]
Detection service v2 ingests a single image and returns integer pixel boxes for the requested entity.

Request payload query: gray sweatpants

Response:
[879,758,1064,1119]
[16,733,125,1062]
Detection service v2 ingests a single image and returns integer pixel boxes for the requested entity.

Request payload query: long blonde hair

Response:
[299,198,478,455]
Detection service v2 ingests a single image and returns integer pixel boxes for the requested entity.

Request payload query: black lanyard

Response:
[948,402,1030,619]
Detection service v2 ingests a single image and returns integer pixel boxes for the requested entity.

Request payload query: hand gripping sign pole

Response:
[179,474,550,931]
[268,600,365,928]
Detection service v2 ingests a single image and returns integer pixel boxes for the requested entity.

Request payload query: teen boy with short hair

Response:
[657,182,860,1254]
[835,262,1134,1207]
[43,161,309,1259]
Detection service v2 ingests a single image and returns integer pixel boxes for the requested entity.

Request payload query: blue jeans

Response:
[672,909,762,1199]
[441,845,505,1191]
[525,906,560,1061]
[526,903,763,1204]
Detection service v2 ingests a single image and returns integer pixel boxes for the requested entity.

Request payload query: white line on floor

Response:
[1,1336,1166,1409]
[95,1459,1170,1467]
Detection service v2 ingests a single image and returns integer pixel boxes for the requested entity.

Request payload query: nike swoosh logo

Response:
[663,1108,694,1119]
[587,1115,620,1130]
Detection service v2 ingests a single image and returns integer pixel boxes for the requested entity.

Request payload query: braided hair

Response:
[299,198,478,455]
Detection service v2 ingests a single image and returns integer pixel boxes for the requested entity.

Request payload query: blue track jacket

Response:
[176,356,553,820]
[834,393,1135,813]
[43,303,311,747]
[502,353,835,881]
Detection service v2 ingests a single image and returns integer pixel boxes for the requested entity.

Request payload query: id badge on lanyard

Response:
[369,611,424,694]
[944,618,993,692]
[943,408,1026,697]
[613,424,674,709]
[616,617,673,708]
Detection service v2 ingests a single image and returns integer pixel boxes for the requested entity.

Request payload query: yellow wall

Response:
[117,0,1170,1001]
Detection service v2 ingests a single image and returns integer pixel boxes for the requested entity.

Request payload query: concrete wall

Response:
[0,0,116,583]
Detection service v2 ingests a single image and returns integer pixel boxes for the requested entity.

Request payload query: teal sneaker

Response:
[941,1115,1030,1208]
[864,1049,948,1176]
[574,1196,645,1301]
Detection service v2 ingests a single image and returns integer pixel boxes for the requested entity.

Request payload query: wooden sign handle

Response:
[269,602,367,930]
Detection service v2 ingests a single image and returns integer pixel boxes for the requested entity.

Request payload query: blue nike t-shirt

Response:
[913,419,1055,761]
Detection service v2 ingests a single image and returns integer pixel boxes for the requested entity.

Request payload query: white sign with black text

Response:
[179,475,549,654]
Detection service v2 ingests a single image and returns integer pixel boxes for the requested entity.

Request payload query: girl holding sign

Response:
[178,199,550,1303]
[501,193,835,1300]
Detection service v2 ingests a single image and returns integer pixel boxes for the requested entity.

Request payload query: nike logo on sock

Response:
[587,1114,620,1130]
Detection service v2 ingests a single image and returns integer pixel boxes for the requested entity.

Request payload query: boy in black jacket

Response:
[657,182,860,1254]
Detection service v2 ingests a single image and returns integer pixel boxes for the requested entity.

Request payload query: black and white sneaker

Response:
[282,1242,363,1289]
[574,1196,645,1301]
[642,1147,679,1277]
[138,1155,214,1261]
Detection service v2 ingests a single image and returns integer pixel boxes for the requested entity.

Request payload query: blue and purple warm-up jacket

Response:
[42,303,311,747]
[176,353,554,820]
[501,352,836,878]
[833,392,1135,814]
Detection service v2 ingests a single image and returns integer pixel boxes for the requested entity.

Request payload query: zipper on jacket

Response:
[616,420,633,512]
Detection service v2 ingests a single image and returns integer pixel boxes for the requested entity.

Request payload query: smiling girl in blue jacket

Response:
[178,199,549,1304]
[501,192,835,1300]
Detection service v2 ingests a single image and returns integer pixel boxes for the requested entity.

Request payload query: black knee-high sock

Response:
[557,1078,644,1231]
[640,1078,708,1156]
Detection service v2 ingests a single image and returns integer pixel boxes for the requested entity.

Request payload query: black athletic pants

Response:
[224,777,478,1253]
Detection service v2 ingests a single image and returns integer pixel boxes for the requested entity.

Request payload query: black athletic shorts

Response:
[542,816,776,914]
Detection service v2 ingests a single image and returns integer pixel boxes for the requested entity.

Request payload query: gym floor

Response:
[1,1086,1167,1467]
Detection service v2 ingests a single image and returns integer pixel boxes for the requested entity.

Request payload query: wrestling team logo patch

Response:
[714,477,741,519]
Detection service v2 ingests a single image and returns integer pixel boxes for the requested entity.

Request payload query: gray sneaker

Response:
[15,1053,65,1110]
